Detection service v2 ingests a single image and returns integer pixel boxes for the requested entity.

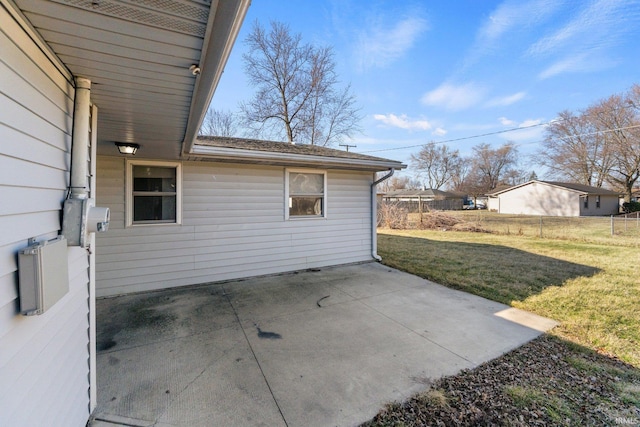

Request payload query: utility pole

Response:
[339,143,357,152]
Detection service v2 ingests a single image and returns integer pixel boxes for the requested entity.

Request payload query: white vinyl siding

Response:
[497,183,580,216]
[96,159,373,296]
[0,4,90,426]
[495,182,621,217]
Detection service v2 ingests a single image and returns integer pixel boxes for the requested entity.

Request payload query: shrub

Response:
[622,201,640,213]
[378,202,408,229]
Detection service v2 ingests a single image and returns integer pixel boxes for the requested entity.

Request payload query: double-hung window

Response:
[285,169,327,219]
[127,160,181,226]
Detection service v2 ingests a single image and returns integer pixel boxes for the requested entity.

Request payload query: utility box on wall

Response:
[18,236,69,316]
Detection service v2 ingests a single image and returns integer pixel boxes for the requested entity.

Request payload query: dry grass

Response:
[377,229,640,367]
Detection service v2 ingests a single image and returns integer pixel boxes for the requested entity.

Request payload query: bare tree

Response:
[538,110,613,187]
[538,84,640,202]
[241,21,361,145]
[589,90,640,202]
[449,155,470,192]
[199,108,239,136]
[410,142,460,189]
[377,175,420,193]
[471,142,519,191]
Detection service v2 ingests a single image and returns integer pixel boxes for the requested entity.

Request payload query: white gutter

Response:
[182,0,251,155]
[371,169,395,261]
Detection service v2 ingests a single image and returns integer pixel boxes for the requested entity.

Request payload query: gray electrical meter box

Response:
[18,236,69,316]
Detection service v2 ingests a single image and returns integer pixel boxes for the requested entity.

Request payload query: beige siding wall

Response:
[1,4,90,426]
[498,183,580,216]
[579,195,620,216]
[96,158,373,296]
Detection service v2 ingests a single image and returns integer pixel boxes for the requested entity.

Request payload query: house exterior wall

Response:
[1,5,90,426]
[95,157,374,296]
[496,182,580,216]
[579,194,620,216]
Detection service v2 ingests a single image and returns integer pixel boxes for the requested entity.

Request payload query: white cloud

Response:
[432,128,447,137]
[421,82,487,111]
[486,92,526,107]
[500,118,546,141]
[528,0,640,78]
[519,119,542,127]
[373,113,432,131]
[499,117,516,126]
[463,0,561,67]
[479,0,559,43]
[538,52,616,79]
[356,14,428,71]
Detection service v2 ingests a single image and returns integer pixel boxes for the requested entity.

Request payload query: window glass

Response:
[133,166,176,192]
[289,172,323,194]
[132,165,178,223]
[288,171,325,217]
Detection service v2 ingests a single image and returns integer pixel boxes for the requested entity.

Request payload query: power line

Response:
[360,103,640,154]
[360,121,551,153]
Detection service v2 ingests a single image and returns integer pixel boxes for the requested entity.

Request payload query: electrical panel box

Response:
[18,236,69,316]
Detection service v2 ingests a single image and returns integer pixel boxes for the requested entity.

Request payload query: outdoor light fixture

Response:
[115,142,139,155]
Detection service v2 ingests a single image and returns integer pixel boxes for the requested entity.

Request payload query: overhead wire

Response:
[359,102,640,154]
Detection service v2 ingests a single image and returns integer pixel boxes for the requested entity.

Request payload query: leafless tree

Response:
[589,91,640,202]
[376,175,420,192]
[199,108,239,136]
[410,142,461,189]
[538,110,613,187]
[471,142,519,191]
[538,84,640,202]
[449,156,471,192]
[240,21,361,145]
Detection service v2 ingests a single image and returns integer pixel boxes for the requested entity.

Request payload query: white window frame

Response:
[285,168,327,220]
[126,159,182,227]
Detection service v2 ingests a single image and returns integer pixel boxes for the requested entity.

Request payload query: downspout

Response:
[371,169,395,261]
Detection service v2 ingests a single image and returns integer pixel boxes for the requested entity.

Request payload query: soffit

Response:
[14,0,248,159]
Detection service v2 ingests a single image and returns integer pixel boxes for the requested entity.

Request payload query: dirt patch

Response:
[410,211,490,233]
[362,334,640,426]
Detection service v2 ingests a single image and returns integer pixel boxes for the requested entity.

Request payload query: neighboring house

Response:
[383,189,464,211]
[95,137,404,296]
[1,0,250,425]
[487,181,621,217]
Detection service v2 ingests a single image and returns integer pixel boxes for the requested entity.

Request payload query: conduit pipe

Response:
[70,77,91,199]
[371,169,395,261]
[62,77,110,247]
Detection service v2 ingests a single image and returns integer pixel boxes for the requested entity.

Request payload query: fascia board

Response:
[181,0,250,155]
[190,145,406,171]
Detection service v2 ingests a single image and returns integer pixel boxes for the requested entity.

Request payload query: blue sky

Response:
[211,0,640,179]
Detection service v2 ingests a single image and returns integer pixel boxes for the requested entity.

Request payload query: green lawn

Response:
[377,229,640,367]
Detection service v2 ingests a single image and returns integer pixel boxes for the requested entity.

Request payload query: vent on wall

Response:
[18,236,70,316]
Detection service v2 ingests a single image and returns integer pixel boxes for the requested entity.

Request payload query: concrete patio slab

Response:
[91,262,557,427]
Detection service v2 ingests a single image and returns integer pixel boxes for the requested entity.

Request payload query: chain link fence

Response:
[378,201,640,245]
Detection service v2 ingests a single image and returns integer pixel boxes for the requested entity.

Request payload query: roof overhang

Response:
[489,180,623,196]
[189,144,406,172]
[11,0,250,160]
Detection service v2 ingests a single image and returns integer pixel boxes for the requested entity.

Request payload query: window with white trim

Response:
[285,169,326,219]
[127,160,181,226]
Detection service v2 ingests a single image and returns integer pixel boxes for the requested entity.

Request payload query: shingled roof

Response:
[190,136,406,171]
[488,180,622,196]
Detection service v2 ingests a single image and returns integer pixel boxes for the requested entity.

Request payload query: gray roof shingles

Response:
[196,136,402,164]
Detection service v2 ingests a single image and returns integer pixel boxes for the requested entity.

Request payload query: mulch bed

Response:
[362,334,640,426]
